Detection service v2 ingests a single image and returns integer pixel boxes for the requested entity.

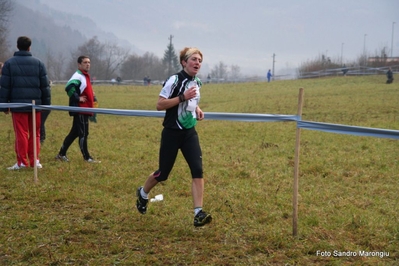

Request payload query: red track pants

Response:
[11,112,41,167]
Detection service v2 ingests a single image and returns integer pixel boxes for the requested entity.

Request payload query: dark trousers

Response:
[40,110,50,142]
[59,114,91,160]
[154,127,203,182]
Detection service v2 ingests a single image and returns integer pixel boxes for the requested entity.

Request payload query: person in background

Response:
[116,76,122,85]
[40,80,51,144]
[342,64,349,76]
[136,47,212,227]
[0,36,51,170]
[267,69,272,82]
[40,109,50,144]
[55,55,100,163]
[386,67,394,84]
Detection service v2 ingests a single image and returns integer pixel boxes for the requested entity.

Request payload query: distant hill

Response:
[8,0,141,63]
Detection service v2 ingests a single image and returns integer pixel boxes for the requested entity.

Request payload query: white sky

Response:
[36,0,399,76]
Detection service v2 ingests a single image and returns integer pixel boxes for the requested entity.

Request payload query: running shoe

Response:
[194,210,212,227]
[136,186,148,214]
[55,154,69,162]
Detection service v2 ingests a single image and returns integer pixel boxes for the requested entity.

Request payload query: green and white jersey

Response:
[160,70,202,130]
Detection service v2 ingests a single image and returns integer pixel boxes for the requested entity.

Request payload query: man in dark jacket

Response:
[0,36,51,170]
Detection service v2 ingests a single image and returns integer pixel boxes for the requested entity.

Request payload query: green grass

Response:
[0,75,398,265]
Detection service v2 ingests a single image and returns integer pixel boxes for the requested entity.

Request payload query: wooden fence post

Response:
[293,88,304,236]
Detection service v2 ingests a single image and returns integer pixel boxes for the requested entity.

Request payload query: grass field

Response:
[0,75,398,265]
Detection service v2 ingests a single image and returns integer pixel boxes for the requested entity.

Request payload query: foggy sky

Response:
[34,0,399,76]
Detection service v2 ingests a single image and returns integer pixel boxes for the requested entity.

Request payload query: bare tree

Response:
[67,36,105,78]
[67,36,129,80]
[120,52,165,81]
[0,0,14,62]
[101,42,130,80]
[230,64,241,82]
[210,61,228,82]
[46,49,66,81]
[120,54,146,80]
[74,37,106,79]
[142,52,167,80]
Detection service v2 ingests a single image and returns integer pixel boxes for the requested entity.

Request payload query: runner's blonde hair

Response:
[179,47,203,67]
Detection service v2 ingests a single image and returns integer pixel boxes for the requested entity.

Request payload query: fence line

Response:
[3,103,393,139]
[298,65,399,79]
[50,65,399,84]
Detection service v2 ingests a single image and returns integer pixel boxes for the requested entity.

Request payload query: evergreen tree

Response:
[162,35,180,77]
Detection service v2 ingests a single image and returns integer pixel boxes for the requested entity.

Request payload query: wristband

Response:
[179,94,185,102]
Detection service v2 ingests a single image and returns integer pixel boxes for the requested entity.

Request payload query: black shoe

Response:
[136,187,148,214]
[194,210,212,227]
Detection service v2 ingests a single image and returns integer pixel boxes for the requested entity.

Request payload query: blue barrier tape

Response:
[0,103,299,122]
[1,103,398,139]
[201,112,299,122]
[38,105,166,118]
[42,105,299,122]
[297,121,399,140]
[0,103,31,108]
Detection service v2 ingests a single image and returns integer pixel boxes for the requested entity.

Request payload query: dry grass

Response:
[0,75,398,265]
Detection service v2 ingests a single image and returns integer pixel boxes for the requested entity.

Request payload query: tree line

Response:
[0,0,240,82]
[59,36,242,83]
